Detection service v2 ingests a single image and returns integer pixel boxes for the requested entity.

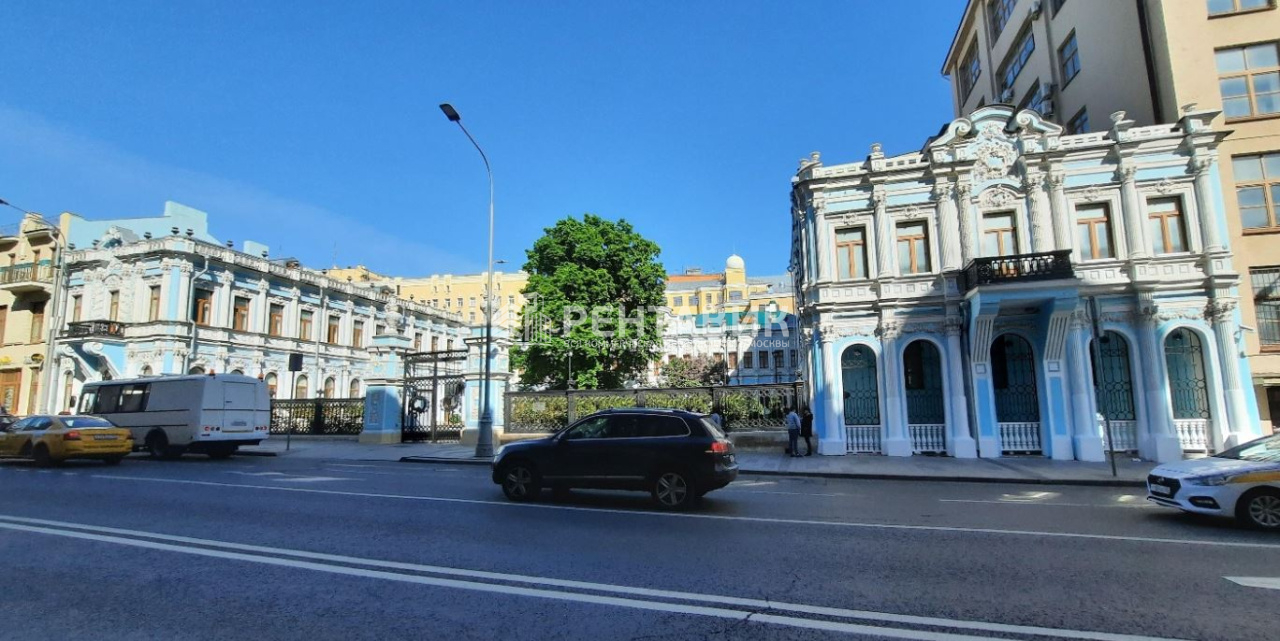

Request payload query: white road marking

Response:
[940,499,1156,510]
[228,471,287,477]
[721,487,847,497]
[0,514,1188,641]
[1224,576,1280,590]
[89,474,1280,550]
[274,476,352,483]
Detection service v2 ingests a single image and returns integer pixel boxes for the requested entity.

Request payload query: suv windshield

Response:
[1212,434,1280,463]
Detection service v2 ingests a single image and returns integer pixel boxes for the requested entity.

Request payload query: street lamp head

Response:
[439,103,461,122]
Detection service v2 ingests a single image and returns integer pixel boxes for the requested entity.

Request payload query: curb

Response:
[393,456,1145,487]
[739,469,1146,487]
[400,456,491,466]
[234,450,279,458]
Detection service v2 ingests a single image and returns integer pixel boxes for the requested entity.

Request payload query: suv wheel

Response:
[1238,488,1280,530]
[32,444,55,468]
[500,462,540,502]
[652,470,695,510]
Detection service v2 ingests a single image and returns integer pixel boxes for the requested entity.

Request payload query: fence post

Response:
[566,391,576,424]
[635,389,645,408]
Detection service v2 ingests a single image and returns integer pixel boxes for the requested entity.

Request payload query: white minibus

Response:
[79,374,270,459]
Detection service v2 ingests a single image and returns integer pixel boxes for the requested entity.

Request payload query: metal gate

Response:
[1092,331,1137,451]
[402,349,468,443]
[841,344,881,453]
[1164,328,1212,452]
[992,334,1042,454]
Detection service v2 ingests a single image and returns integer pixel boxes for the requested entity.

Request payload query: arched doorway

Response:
[841,344,880,453]
[991,334,1041,453]
[1091,331,1137,451]
[903,340,946,453]
[1164,328,1212,451]
[188,366,205,375]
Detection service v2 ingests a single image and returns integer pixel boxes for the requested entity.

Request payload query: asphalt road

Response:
[1,453,1277,641]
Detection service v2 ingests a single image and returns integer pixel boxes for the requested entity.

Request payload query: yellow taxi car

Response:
[0,415,134,466]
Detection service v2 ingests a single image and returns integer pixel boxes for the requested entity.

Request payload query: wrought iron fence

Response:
[270,398,365,435]
[962,250,1073,290]
[505,382,806,434]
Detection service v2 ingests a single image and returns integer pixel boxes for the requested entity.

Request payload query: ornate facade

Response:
[791,105,1261,462]
[49,234,469,412]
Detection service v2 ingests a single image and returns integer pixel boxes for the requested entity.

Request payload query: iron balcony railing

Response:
[63,320,127,338]
[0,263,55,285]
[962,250,1074,290]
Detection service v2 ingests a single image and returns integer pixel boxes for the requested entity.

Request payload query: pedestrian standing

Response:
[784,407,802,458]
[801,408,814,456]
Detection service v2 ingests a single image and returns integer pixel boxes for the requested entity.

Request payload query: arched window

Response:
[349,378,362,397]
[323,377,336,398]
[1164,328,1212,451]
[902,340,945,425]
[265,373,278,398]
[991,333,1041,453]
[189,366,205,375]
[141,365,153,377]
[294,375,309,399]
[231,369,244,376]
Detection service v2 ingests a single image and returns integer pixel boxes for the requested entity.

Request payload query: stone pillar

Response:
[955,181,976,265]
[934,181,962,271]
[1068,324,1105,461]
[1024,170,1054,253]
[1047,171,1071,252]
[879,320,912,457]
[1208,299,1250,448]
[873,187,896,279]
[1118,161,1149,259]
[1137,302,1183,462]
[817,328,844,455]
[1192,155,1225,253]
[944,317,976,458]
[461,326,511,447]
[359,333,411,445]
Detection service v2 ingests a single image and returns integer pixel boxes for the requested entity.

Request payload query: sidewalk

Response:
[243,437,1154,486]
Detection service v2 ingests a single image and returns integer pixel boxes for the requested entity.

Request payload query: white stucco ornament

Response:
[970,123,1017,182]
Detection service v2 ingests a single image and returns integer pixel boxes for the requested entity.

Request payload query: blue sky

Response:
[1,1,963,277]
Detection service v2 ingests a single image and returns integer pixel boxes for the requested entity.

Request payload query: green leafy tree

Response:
[658,356,726,388]
[513,214,666,389]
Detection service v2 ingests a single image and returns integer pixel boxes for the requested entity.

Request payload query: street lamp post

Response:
[440,103,496,459]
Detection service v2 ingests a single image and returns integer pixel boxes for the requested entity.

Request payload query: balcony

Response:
[0,263,55,293]
[962,250,1075,290]
[64,321,128,339]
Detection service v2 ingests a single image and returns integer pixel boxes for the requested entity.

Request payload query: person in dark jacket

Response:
[800,408,814,456]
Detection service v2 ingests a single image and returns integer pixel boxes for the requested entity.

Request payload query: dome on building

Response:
[726,254,745,270]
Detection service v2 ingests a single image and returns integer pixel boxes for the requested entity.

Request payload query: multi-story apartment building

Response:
[48,203,468,411]
[0,214,63,414]
[664,255,796,317]
[328,266,529,332]
[791,104,1259,461]
[941,0,1280,432]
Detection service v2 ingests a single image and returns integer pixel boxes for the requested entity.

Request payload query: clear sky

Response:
[1,1,964,277]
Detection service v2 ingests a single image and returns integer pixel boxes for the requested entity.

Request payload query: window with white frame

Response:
[983,212,1019,256]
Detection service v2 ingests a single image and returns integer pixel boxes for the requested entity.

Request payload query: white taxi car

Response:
[1147,433,1280,530]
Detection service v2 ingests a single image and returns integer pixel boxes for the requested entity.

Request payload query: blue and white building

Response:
[48,203,469,412]
[791,105,1261,462]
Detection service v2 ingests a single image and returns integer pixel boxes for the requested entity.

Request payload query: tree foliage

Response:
[658,356,726,388]
[513,214,666,389]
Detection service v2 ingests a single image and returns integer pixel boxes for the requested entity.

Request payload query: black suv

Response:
[491,408,738,510]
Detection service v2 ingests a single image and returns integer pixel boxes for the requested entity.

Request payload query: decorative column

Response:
[873,186,896,279]
[1067,317,1104,462]
[1208,299,1252,448]
[817,325,844,455]
[955,181,976,265]
[359,332,411,444]
[1191,154,1226,253]
[944,316,976,458]
[1047,171,1071,252]
[934,181,962,271]
[879,319,912,457]
[1024,170,1054,252]
[1137,300,1183,462]
[1117,160,1149,259]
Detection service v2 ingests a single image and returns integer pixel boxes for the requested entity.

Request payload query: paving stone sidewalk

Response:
[245,437,1154,486]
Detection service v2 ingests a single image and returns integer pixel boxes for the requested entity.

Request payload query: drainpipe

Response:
[186,250,210,374]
